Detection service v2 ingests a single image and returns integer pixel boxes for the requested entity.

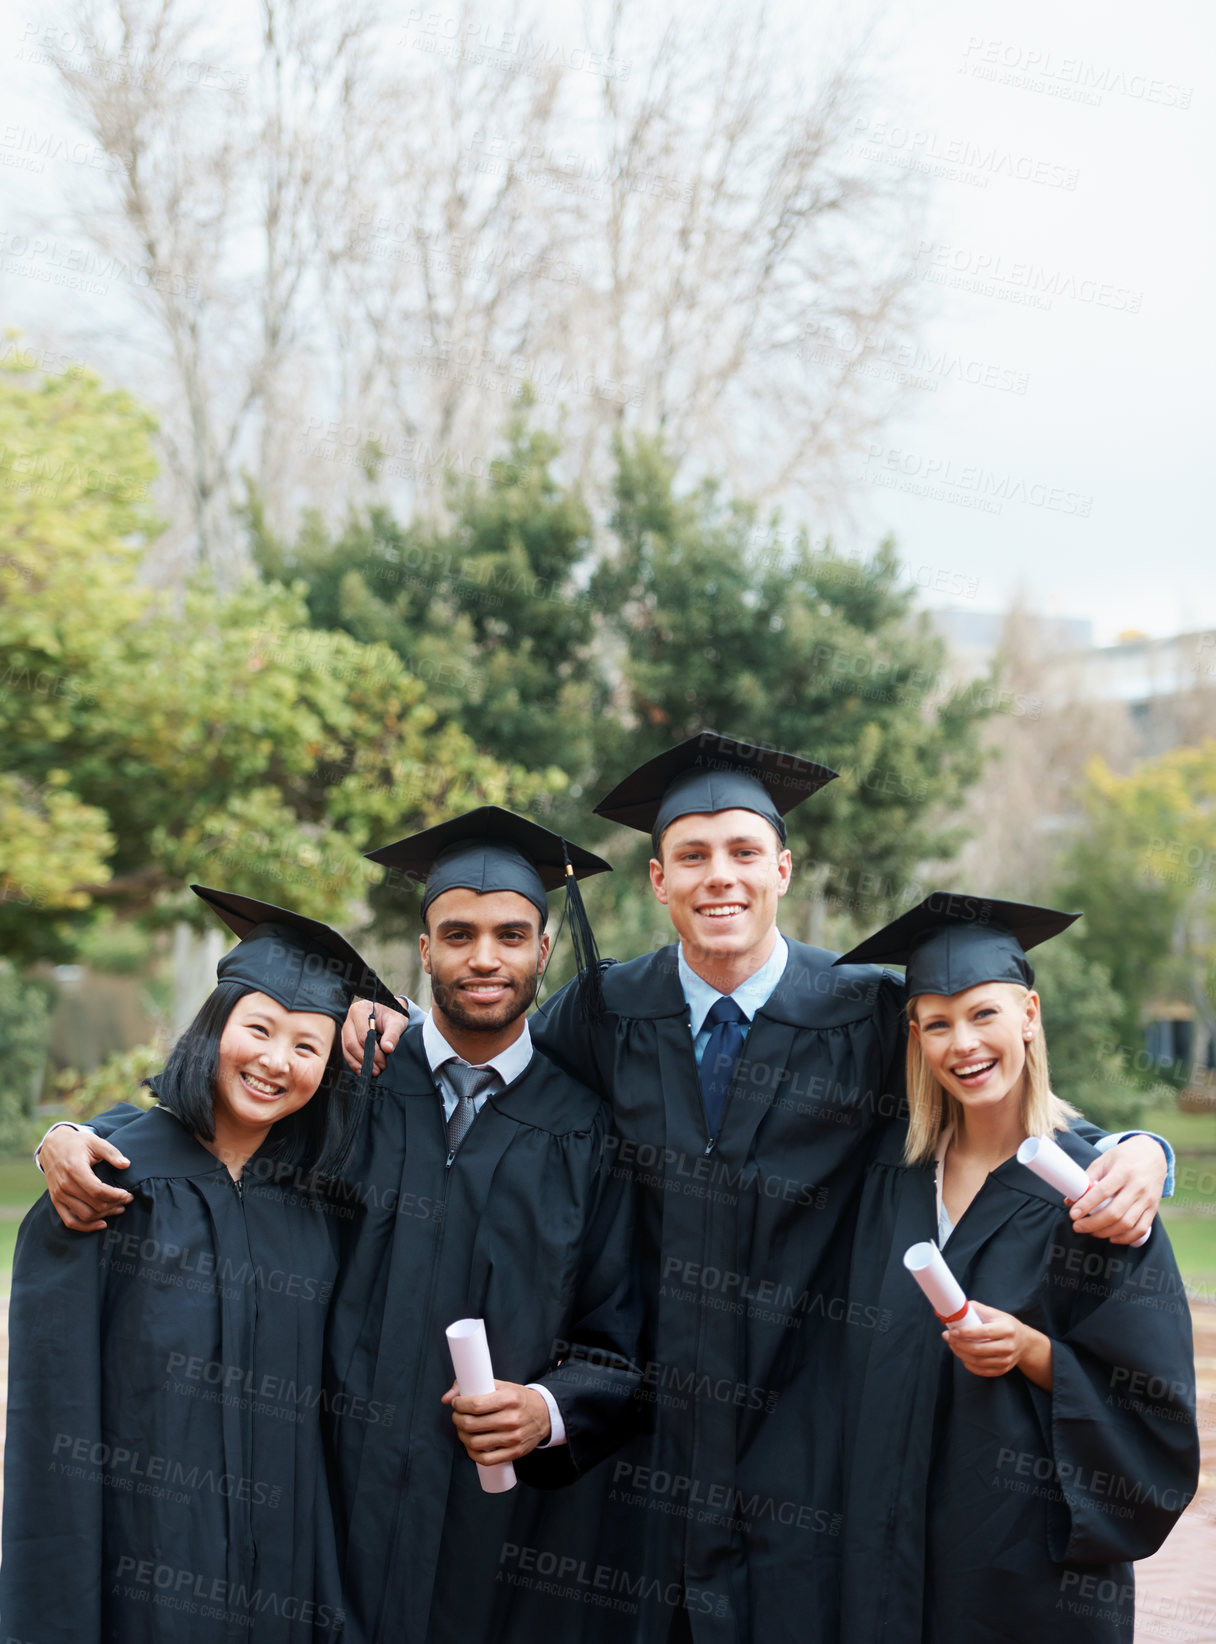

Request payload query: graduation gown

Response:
[322,1021,642,1644]
[841,1122,1200,1643]
[527,942,907,1644]
[0,1105,345,1644]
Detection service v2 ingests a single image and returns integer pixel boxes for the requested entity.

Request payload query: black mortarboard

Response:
[364,807,612,1016]
[593,731,838,854]
[193,885,400,1021]
[832,891,1081,997]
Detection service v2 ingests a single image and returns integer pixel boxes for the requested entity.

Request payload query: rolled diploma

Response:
[445,1318,517,1493]
[904,1241,984,1329]
[1017,1135,1150,1247]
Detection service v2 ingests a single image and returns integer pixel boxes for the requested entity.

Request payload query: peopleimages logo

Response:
[861,444,1093,518]
[959,38,1192,110]
[914,242,1143,313]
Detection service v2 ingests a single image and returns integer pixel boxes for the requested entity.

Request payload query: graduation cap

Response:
[832,891,1081,997]
[593,730,838,854]
[192,885,400,1022]
[364,806,612,1017]
[193,885,399,1172]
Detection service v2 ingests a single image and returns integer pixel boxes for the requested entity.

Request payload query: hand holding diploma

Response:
[943,1302,1054,1391]
[1017,1135,1150,1248]
[443,1380,553,1471]
[904,1241,985,1330]
[444,1319,519,1493]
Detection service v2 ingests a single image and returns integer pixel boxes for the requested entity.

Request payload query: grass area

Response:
[1158,1215,1216,1298]
[0,1220,21,1288]
[1152,1110,1216,1151]
[0,1154,45,1208]
[0,1157,43,1294]
[1138,1105,1216,1214]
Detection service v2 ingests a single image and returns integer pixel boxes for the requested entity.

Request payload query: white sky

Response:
[2,0,1213,644]
[841,0,1216,642]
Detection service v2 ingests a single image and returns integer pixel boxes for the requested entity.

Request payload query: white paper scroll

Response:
[445,1317,517,1494]
[1017,1135,1150,1247]
[903,1241,985,1330]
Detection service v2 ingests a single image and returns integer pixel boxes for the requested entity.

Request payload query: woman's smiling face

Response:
[213,991,335,1148]
[910,981,1040,1113]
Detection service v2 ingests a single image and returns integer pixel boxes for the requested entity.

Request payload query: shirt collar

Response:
[421,1009,534,1086]
[677,932,789,1036]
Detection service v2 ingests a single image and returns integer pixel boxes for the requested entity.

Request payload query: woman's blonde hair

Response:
[903,983,1078,1165]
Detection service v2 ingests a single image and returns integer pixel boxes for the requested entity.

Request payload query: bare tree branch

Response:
[30,0,926,556]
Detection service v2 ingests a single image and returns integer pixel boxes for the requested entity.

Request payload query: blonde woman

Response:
[834,894,1199,1644]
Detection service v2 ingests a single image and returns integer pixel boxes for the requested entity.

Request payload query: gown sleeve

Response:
[0,1195,108,1644]
[73,1099,146,1139]
[516,1110,645,1489]
[1067,1116,1110,1148]
[529,966,617,1096]
[1032,1219,1199,1563]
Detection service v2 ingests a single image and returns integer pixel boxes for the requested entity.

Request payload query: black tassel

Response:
[325,1007,379,1180]
[563,843,605,1021]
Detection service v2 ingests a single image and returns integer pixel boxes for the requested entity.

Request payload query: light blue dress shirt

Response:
[678,934,789,1067]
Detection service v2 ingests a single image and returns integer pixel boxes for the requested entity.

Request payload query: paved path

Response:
[1134,1300,1216,1639]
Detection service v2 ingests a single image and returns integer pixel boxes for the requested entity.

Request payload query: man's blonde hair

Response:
[903,984,1078,1165]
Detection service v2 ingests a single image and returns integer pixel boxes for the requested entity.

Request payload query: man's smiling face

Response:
[420,887,550,1037]
[649,808,791,970]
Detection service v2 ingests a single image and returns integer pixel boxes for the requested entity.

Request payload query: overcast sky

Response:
[840,0,1215,642]
[2,0,1212,644]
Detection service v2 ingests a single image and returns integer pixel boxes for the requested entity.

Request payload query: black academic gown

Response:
[841,1122,1199,1643]
[322,1021,642,1644]
[528,942,907,1644]
[0,1105,345,1644]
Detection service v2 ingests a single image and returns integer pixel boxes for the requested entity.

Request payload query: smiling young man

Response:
[315,809,643,1644]
[648,808,792,994]
[35,811,643,1644]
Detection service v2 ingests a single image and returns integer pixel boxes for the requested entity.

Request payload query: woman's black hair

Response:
[147,981,355,1183]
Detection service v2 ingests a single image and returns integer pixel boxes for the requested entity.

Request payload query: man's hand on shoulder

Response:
[340,997,410,1076]
[40,1127,133,1232]
[1070,1134,1166,1245]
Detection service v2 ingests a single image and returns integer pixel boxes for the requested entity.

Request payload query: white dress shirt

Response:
[422,1009,533,1120]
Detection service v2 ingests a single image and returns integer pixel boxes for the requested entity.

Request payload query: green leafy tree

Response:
[1032,939,1158,1132]
[57,1042,165,1122]
[249,423,992,973]
[1056,741,1216,1079]
[0,347,156,943]
[0,350,550,961]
